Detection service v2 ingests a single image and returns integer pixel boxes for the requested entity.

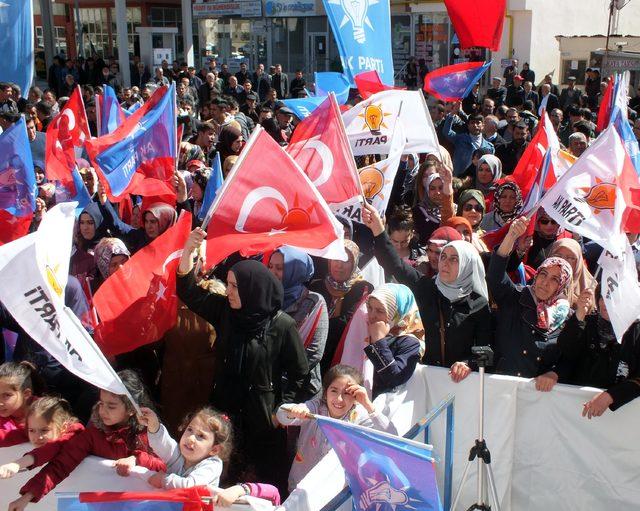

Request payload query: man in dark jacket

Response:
[538,83,560,115]
[272,64,289,99]
[496,121,529,174]
[289,70,306,98]
[505,75,525,107]
[523,81,539,111]
[235,62,250,87]
[131,62,151,88]
[252,63,272,102]
[559,76,582,111]
[486,77,507,107]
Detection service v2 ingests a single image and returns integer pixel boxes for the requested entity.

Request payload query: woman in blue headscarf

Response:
[364,283,423,397]
[268,246,328,399]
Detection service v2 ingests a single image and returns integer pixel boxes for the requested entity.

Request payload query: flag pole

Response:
[63,307,142,416]
[279,405,435,452]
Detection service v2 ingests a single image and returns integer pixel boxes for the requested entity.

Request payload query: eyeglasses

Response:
[463,203,484,212]
[539,217,558,226]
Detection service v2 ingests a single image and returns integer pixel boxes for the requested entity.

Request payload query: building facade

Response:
[34,0,640,88]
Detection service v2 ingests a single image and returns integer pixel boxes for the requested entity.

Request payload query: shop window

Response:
[414,13,450,70]
[562,60,587,83]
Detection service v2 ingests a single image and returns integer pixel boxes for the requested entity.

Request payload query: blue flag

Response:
[0,117,36,217]
[323,0,394,86]
[610,74,640,176]
[123,101,143,118]
[423,61,492,102]
[54,166,92,216]
[198,153,223,222]
[283,96,327,119]
[317,416,443,511]
[85,84,177,199]
[0,0,33,99]
[315,72,351,105]
[98,85,125,136]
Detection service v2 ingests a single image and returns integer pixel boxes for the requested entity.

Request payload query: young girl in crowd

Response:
[8,370,166,511]
[138,406,232,489]
[0,397,84,477]
[0,362,44,446]
[276,364,394,492]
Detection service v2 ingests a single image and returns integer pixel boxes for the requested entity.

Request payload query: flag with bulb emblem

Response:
[316,415,443,511]
[323,0,394,86]
[342,89,439,156]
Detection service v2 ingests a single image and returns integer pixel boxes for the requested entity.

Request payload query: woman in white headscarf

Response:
[435,239,490,383]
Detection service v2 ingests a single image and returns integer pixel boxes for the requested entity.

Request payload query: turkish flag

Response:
[45,86,90,193]
[93,211,192,356]
[443,0,506,51]
[287,94,362,208]
[354,71,403,99]
[202,126,346,269]
[0,210,32,246]
[511,112,560,199]
[597,77,615,133]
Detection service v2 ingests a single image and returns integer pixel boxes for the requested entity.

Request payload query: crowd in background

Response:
[0,55,639,511]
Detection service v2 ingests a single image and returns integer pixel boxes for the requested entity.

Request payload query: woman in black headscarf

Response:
[70,202,109,281]
[177,228,309,494]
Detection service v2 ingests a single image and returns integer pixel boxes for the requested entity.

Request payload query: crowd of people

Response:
[1,55,640,510]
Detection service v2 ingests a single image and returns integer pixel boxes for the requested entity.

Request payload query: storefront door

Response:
[307,32,328,72]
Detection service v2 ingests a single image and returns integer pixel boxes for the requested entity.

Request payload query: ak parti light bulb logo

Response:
[364,104,384,135]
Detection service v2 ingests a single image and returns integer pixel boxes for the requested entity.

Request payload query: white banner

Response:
[0,203,129,396]
[342,90,439,157]
[539,126,630,257]
[598,241,640,341]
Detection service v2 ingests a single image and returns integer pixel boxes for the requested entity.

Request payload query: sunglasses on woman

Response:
[538,217,558,226]
[463,203,483,212]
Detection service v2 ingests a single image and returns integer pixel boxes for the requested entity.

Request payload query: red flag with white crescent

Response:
[93,211,192,356]
[510,112,561,199]
[45,86,90,193]
[287,93,362,209]
[202,125,346,270]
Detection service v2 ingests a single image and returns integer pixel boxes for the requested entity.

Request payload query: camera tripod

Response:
[451,347,501,511]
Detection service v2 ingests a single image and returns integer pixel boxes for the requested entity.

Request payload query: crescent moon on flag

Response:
[303,136,334,188]
[62,109,76,130]
[235,186,289,233]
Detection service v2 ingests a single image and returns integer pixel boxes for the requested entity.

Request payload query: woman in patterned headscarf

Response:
[480,181,523,232]
[100,201,177,254]
[490,217,574,389]
[309,239,373,374]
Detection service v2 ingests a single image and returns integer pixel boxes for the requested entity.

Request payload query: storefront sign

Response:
[265,0,319,16]
[193,0,262,18]
[153,48,173,66]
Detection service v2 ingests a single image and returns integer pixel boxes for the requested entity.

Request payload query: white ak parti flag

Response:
[342,89,439,156]
[0,202,131,396]
[598,241,640,341]
[335,121,406,222]
[539,126,638,257]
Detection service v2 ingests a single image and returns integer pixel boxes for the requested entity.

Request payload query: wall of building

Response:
[501,0,640,85]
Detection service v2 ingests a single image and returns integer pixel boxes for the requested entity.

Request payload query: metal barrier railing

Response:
[320,393,456,511]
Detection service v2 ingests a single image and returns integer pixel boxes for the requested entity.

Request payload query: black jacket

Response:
[272,72,289,99]
[373,232,493,367]
[252,73,272,102]
[177,269,309,436]
[557,315,640,411]
[309,279,373,374]
[496,139,529,175]
[488,253,564,377]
